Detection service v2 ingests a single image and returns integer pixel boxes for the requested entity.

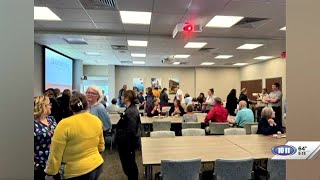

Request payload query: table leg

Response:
[145,165,153,180]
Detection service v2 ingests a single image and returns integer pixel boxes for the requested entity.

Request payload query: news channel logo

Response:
[271,141,320,160]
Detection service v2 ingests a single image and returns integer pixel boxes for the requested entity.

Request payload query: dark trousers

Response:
[117,134,138,180]
[67,164,103,180]
[34,168,60,180]
[272,106,282,127]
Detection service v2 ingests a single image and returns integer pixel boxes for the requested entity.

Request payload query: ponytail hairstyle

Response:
[70,93,88,113]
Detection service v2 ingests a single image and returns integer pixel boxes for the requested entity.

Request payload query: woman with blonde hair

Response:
[86,85,112,137]
[239,88,252,108]
[34,95,60,180]
[257,106,283,135]
[45,93,105,179]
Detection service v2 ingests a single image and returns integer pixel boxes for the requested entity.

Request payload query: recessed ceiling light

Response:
[280,26,286,31]
[34,7,61,21]
[174,55,190,58]
[215,55,233,59]
[254,56,274,60]
[184,42,207,48]
[233,63,248,66]
[120,11,152,24]
[127,40,148,47]
[206,15,244,28]
[201,62,215,65]
[132,61,145,64]
[84,52,101,56]
[173,62,181,65]
[131,53,146,57]
[237,44,264,50]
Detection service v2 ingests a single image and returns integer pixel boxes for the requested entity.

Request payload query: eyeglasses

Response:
[86,91,98,96]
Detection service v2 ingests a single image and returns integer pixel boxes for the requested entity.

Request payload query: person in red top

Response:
[204,97,228,123]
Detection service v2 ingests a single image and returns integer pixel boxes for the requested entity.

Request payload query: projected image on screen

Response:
[45,48,73,90]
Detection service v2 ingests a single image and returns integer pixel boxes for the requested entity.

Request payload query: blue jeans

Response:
[66,164,103,180]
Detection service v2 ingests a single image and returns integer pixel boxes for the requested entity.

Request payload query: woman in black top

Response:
[115,90,141,180]
[226,89,238,116]
[257,107,283,135]
[239,88,252,108]
[57,89,73,119]
[169,99,185,116]
[160,88,169,107]
[197,93,206,106]
[147,98,162,117]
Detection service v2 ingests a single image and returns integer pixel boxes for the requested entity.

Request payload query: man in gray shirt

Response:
[266,83,283,127]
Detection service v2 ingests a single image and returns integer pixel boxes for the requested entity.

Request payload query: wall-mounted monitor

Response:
[44,48,73,90]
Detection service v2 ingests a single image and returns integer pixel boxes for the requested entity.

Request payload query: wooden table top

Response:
[141,135,287,165]
[223,135,287,159]
[141,136,253,165]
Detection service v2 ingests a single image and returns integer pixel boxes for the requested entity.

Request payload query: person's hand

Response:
[268,119,275,126]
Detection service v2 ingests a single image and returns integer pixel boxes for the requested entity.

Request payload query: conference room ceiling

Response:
[34,0,286,67]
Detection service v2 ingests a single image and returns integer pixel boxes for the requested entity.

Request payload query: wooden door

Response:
[240,79,263,101]
[265,77,282,93]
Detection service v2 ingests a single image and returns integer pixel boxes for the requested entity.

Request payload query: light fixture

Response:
[215,55,233,59]
[184,42,207,48]
[280,26,286,31]
[174,55,190,58]
[254,56,274,60]
[233,63,248,66]
[201,62,215,65]
[34,7,61,21]
[131,53,146,57]
[84,52,101,56]
[127,40,148,47]
[237,44,264,50]
[206,15,244,28]
[120,11,152,24]
[132,61,145,64]
[173,62,181,65]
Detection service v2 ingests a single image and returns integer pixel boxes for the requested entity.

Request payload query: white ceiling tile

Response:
[67,22,96,30]
[38,0,83,9]
[51,9,91,22]
[85,39,108,45]
[37,21,70,30]
[86,10,121,23]
[153,0,191,14]
[123,24,150,33]
[95,22,124,32]
[117,0,153,11]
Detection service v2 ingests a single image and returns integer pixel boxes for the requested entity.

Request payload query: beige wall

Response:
[240,58,286,98]
[195,67,241,101]
[114,66,241,101]
[115,66,196,99]
[83,58,285,102]
[34,43,43,96]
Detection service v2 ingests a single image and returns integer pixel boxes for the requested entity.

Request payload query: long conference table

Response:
[141,135,287,180]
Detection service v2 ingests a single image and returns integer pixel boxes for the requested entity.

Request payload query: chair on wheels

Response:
[213,158,254,180]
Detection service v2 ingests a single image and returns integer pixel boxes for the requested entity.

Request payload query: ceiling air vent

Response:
[233,17,270,28]
[111,45,128,50]
[64,37,88,45]
[79,0,118,10]
[198,47,218,53]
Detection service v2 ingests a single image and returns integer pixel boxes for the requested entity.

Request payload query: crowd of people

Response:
[34,86,141,180]
[34,82,284,180]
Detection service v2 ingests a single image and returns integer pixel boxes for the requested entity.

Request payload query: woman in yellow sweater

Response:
[45,93,105,179]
